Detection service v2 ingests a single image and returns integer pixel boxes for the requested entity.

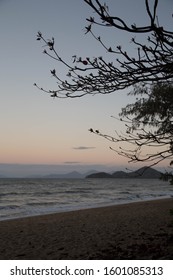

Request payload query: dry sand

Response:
[0,198,173,260]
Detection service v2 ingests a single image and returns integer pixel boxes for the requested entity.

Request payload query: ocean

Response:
[0,178,173,221]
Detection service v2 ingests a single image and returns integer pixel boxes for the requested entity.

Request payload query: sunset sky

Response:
[0,0,172,175]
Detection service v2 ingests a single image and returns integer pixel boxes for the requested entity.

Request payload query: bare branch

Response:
[35,1,173,98]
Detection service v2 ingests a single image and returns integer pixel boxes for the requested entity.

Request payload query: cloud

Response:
[73,146,96,150]
[64,161,81,164]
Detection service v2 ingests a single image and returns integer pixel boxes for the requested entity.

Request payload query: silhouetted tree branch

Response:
[90,82,173,166]
[35,0,173,167]
[35,0,173,98]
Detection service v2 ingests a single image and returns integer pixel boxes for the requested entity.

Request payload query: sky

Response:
[0,0,172,176]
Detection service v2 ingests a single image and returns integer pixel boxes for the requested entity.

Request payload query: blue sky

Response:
[0,0,172,175]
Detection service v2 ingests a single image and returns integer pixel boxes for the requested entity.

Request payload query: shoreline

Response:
[1,195,172,222]
[0,198,173,259]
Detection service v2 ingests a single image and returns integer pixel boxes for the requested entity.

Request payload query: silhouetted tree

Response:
[90,82,173,166]
[35,0,173,166]
[35,0,173,97]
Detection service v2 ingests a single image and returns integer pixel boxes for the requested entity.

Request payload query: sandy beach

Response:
[0,198,173,260]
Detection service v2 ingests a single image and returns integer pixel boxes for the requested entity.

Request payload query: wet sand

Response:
[0,198,173,259]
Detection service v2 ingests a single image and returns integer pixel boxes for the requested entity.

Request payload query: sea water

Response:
[0,178,173,221]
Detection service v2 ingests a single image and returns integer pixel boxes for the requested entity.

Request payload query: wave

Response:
[27,202,57,206]
[0,205,20,210]
[0,178,173,221]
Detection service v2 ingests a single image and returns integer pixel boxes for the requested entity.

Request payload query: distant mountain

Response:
[86,172,113,179]
[86,166,162,179]
[0,166,162,179]
[43,170,99,179]
[84,170,99,177]
[43,171,83,179]
[112,171,129,178]
[127,166,162,179]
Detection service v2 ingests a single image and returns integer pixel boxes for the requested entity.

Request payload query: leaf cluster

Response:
[120,82,173,135]
[90,82,173,166]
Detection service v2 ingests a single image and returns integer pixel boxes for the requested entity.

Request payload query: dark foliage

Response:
[90,82,173,166]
